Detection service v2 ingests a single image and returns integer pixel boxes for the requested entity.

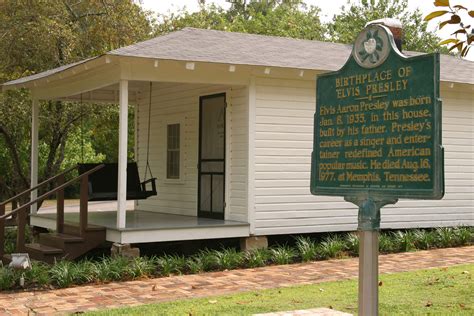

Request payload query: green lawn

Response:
[87,264,473,315]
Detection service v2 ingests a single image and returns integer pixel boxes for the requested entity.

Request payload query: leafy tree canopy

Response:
[327,0,444,53]
[156,0,326,41]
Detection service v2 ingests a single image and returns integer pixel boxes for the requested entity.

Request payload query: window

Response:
[166,123,180,179]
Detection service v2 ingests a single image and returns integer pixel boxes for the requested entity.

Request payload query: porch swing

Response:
[78,82,157,201]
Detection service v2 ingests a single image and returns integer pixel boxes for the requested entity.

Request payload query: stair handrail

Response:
[0,164,105,258]
[0,165,77,207]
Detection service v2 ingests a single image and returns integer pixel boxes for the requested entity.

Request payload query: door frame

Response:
[197,92,227,220]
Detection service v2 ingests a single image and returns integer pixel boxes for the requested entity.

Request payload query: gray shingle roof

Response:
[3,27,474,87]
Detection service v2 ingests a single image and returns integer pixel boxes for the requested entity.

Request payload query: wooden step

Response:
[39,233,84,249]
[26,243,63,254]
[25,243,65,264]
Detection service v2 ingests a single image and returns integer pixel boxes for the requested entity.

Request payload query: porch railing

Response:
[0,164,104,258]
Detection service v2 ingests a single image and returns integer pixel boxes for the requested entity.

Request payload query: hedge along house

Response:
[2,27,473,258]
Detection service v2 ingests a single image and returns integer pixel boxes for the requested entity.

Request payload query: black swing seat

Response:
[78,163,157,201]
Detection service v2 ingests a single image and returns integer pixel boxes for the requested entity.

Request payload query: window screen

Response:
[166,123,180,179]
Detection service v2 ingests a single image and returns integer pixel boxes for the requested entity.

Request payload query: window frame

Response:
[163,117,185,183]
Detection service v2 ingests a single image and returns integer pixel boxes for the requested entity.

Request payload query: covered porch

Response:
[2,29,256,258]
[30,208,249,244]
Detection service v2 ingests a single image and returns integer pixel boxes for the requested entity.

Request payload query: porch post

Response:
[30,99,39,213]
[117,80,128,229]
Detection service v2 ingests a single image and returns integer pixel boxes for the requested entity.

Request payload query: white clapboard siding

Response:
[135,82,248,221]
[253,77,474,236]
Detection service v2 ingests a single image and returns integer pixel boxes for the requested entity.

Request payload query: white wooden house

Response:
[2,28,473,254]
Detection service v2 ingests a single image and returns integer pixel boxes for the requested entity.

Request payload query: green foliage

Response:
[294,236,318,262]
[327,0,445,53]
[186,255,207,274]
[0,265,18,290]
[379,232,396,253]
[195,249,219,271]
[155,255,186,276]
[414,229,438,250]
[344,232,360,256]
[270,245,296,265]
[244,248,271,268]
[436,227,456,248]
[127,256,155,279]
[24,261,50,287]
[0,0,150,200]
[212,248,244,270]
[318,235,346,259]
[392,230,417,252]
[454,226,473,246]
[0,227,472,291]
[49,260,81,288]
[156,1,325,41]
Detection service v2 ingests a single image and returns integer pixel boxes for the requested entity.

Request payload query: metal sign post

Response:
[310,22,444,315]
[345,196,397,315]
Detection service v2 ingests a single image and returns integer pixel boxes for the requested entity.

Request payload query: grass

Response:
[86,264,474,315]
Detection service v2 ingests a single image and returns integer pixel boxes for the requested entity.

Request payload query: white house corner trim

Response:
[247,77,257,234]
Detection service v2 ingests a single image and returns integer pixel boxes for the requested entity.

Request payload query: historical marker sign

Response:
[311,24,444,200]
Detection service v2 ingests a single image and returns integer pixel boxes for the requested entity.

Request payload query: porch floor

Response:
[30,210,250,244]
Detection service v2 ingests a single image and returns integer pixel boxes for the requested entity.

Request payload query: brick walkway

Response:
[0,246,473,315]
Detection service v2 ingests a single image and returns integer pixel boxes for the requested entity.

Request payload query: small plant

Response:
[414,229,437,250]
[24,261,50,287]
[270,245,296,265]
[295,236,318,262]
[453,226,473,246]
[127,256,156,279]
[49,260,80,288]
[379,233,395,253]
[195,249,218,271]
[436,227,455,248]
[0,266,18,290]
[244,248,270,268]
[93,256,130,282]
[392,231,417,252]
[155,254,186,276]
[186,256,206,274]
[344,232,359,256]
[213,248,243,270]
[318,235,345,259]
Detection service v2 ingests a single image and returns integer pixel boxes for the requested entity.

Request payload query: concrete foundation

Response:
[111,243,140,258]
[240,236,268,251]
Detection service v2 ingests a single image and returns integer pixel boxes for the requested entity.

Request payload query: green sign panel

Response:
[311,24,444,199]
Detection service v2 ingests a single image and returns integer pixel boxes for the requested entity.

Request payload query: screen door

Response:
[198,93,226,219]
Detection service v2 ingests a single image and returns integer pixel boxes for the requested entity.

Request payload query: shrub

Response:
[0,266,18,290]
[92,256,131,282]
[127,256,156,279]
[213,248,243,270]
[195,249,218,271]
[436,227,456,248]
[24,261,50,287]
[344,232,359,256]
[392,231,417,252]
[270,245,296,265]
[186,255,206,274]
[49,260,81,288]
[318,235,345,259]
[379,233,395,253]
[414,229,437,250]
[453,226,473,246]
[294,236,318,262]
[244,248,270,268]
[155,254,186,276]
